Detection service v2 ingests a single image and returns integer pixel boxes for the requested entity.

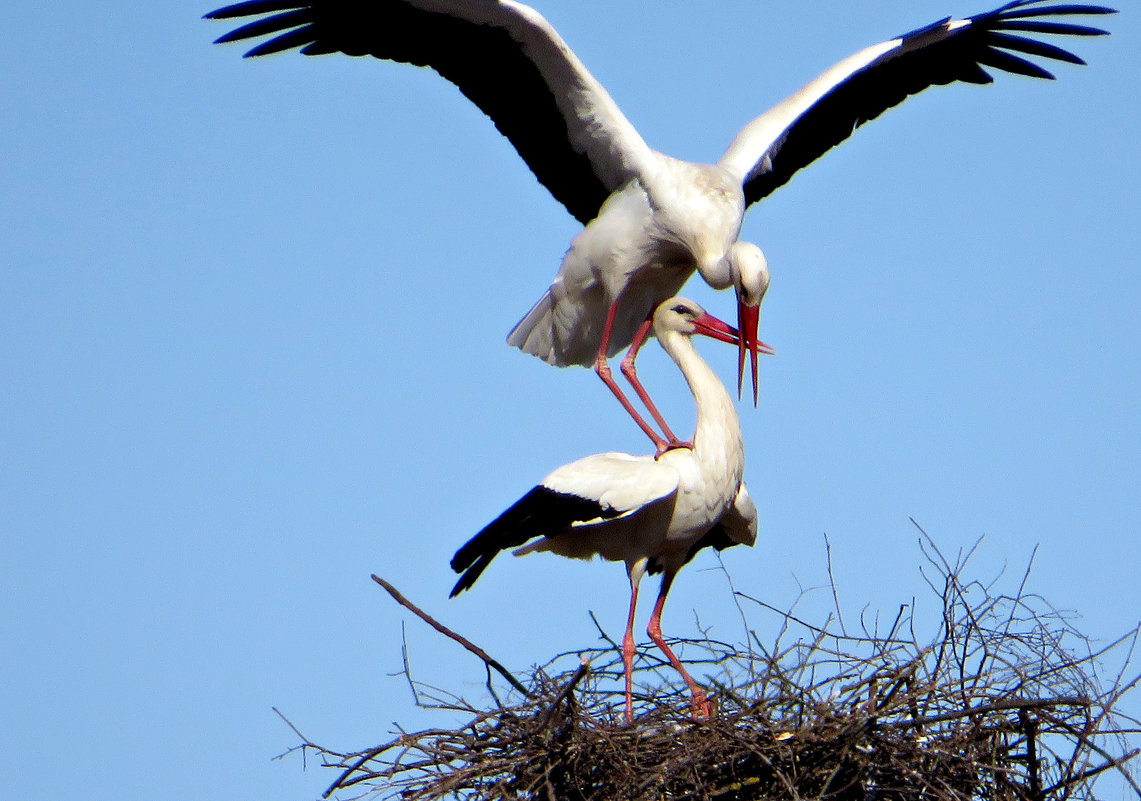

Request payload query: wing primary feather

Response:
[243,29,320,57]
[958,62,997,84]
[450,554,496,598]
[449,485,624,596]
[300,41,341,56]
[212,11,309,45]
[976,46,1058,78]
[205,1,300,21]
[206,0,630,225]
[987,32,1088,63]
[998,5,1118,20]
[998,20,1112,36]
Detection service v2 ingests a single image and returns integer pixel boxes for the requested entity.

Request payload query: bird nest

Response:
[279,535,1140,801]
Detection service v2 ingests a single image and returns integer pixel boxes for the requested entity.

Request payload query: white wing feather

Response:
[541,451,679,515]
[471,0,658,191]
[717,38,899,185]
[719,482,759,548]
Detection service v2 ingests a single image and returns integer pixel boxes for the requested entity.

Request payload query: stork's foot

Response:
[689,688,714,721]
[655,439,694,459]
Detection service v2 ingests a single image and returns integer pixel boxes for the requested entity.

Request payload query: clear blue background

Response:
[3,1,1137,799]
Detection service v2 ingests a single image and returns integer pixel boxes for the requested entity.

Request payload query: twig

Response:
[273,706,313,746]
[1041,748,1141,799]
[324,745,390,799]
[271,707,315,768]
[824,532,847,637]
[1019,707,1042,801]
[537,657,591,730]
[370,574,532,698]
[397,621,422,707]
[588,609,621,651]
[879,695,1091,731]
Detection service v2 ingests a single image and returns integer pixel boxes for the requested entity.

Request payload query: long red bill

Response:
[737,302,761,407]
[691,310,774,398]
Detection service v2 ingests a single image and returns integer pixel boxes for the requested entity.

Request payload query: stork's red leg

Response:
[646,570,712,720]
[620,316,691,456]
[621,567,643,724]
[595,300,670,451]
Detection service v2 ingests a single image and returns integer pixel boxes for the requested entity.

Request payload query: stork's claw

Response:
[690,689,713,721]
[655,439,694,459]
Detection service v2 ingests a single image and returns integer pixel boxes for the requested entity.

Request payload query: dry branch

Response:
[370,574,531,698]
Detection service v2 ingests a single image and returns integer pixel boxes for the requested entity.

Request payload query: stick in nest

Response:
[370,574,531,698]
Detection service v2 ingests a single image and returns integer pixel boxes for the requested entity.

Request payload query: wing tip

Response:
[998,2,1118,22]
[449,553,496,597]
[203,7,237,21]
[205,0,303,19]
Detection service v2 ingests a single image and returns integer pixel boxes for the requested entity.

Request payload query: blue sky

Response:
[3,1,1138,799]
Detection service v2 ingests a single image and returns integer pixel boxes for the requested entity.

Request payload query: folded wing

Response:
[449,452,678,596]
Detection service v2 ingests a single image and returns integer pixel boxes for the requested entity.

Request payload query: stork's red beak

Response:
[691,310,774,399]
[737,302,762,406]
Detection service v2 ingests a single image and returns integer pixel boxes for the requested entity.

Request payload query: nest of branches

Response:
[282,534,1140,801]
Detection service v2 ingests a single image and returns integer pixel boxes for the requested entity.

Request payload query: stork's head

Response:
[728,242,771,406]
[653,295,774,362]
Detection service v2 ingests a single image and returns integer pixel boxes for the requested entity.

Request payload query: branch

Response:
[879,695,1092,731]
[537,657,591,730]
[371,574,532,699]
[824,532,847,637]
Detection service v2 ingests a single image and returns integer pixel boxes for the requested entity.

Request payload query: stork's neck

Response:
[660,331,743,466]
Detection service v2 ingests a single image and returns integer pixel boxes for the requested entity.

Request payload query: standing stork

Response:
[449,296,768,723]
[206,0,1114,450]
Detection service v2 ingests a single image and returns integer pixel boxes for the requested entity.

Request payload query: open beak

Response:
[737,302,762,406]
[692,310,774,405]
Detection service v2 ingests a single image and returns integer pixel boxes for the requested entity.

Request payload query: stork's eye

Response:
[671,304,691,315]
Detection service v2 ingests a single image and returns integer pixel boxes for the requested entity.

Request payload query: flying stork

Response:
[449,296,765,723]
[206,0,1114,450]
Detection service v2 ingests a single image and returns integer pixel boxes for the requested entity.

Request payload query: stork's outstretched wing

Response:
[206,0,657,224]
[717,0,1115,205]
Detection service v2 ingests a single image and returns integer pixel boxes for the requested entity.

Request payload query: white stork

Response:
[206,0,1114,451]
[449,296,765,723]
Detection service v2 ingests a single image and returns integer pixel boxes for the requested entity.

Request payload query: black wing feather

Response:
[743,1,1114,206]
[999,3,1117,18]
[998,20,1111,35]
[245,27,323,56]
[682,521,740,565]
[206,1,610,224]
[975,46,1058,78]
[207,0,300,19]
[213,11,313,45]
[449,485,624,597]
[985,32,1088,64]
[645,521,740,576]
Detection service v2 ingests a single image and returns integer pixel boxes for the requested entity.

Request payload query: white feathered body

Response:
[507,159,746,366]
[515,314,749,573]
